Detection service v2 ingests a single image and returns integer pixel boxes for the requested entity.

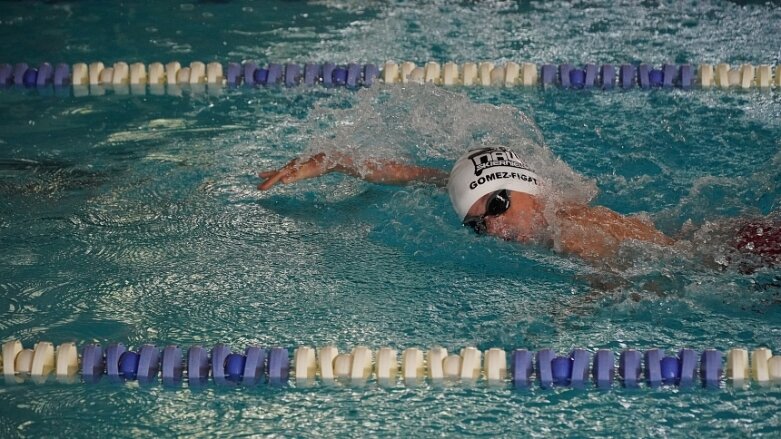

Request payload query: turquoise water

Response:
[1,0,781,437]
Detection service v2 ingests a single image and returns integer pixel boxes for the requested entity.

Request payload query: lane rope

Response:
[0,61,778,96]
[2,340,779,389]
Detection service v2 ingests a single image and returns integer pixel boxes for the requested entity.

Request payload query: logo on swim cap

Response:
[448,146,542,221]
[469,148,531,176]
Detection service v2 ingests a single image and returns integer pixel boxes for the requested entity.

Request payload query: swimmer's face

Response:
[463,190,547,242]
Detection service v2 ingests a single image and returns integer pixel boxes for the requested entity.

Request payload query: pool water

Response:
[1,0,781,437]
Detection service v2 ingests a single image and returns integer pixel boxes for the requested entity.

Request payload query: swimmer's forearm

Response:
[329,153,448,186]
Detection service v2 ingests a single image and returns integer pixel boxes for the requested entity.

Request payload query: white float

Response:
[478,62,494,86]
[72,63,89,86]
[484,348,507,382]
[88,62,104,85]
[442,62,459,85]
[383,61,399,84]
[462,63,477,86]
[504,62,519,86]
[401,348,424,380]
[375,347,398,381]
[2,340,22,375]
[55,342,78,378]
[400,62,416,84]
[427,347,447,380]
[424,62,441,84]
[726,348,749,381]
[698,64,713,87]
[165,62,181,85]
[294,346,316,381]
[318,346,339,380]
[521,62,538,86]
[190,61,206,84]
[206,62,223,84]
[751,348,772,384]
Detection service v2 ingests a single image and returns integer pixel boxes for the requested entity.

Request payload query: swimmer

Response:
[258,146,778,267]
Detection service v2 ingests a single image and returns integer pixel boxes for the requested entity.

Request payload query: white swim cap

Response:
[447,146,542,221]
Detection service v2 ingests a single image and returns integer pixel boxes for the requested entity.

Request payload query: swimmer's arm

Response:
[555,204,674,261]
[258,152,448,190]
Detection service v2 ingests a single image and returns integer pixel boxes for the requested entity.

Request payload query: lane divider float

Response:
[3,340,781,389]
[0,61,779,96]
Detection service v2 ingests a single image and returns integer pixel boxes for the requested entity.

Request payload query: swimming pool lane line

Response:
[0,61,779,96]
[2,340,779,389]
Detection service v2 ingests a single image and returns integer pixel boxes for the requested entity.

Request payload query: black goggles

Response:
[462,189,511,235]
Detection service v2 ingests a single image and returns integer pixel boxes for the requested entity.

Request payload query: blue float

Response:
[619,349,641,387]
[53,63,70,86]
[619,64,636,89]
[106,343,126,379]
[569,69,585,89]
[570,349,590,387]
[242,346,267,386]
[225,353,246,381]
[600,64,615,89]
[137,344,160,382]
[346,63,361,88]
[364,64,379,86]
[226,62,241,85]
[253,68,269,85]
[680,64,693,89]
[638,64,651,88]
[242,62,258,86]
[333,67,348,86]
[701,349,722,388]
[584,64,597,88]
[536,348,555,389]
[593,349,614,389]
[644,349,663,387]
[662,64,676,87]
[187,345,210,385]
[551,356,572,386]
[678,349,697,387]
[161,345,183,385]
[648,69,663,87]
[118,351,140,380]
[22,68,38,87]
[211,343,232,384]
[322,62,335,87]
[268,347,289,384]
[0,64,11,86]
[284,63,301,87]
[82,343,104,382]
[541,64,556,86]
[304,63,321,85]
[660,356,680,385]
[559,64,573,88]
[511,349,534,388]
[36,63,53,86]
[266,63,282,85]
[13,63,28,86]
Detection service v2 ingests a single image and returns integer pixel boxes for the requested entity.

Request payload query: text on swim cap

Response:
[469,171,539,190]
[469,148,530,176]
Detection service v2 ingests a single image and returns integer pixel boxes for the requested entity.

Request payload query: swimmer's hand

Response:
[258,152,448,190]
[258,152,332,190]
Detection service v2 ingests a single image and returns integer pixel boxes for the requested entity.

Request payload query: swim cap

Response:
[447,146,542,221]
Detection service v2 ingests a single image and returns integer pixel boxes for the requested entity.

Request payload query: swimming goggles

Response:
[462,189,511,235]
